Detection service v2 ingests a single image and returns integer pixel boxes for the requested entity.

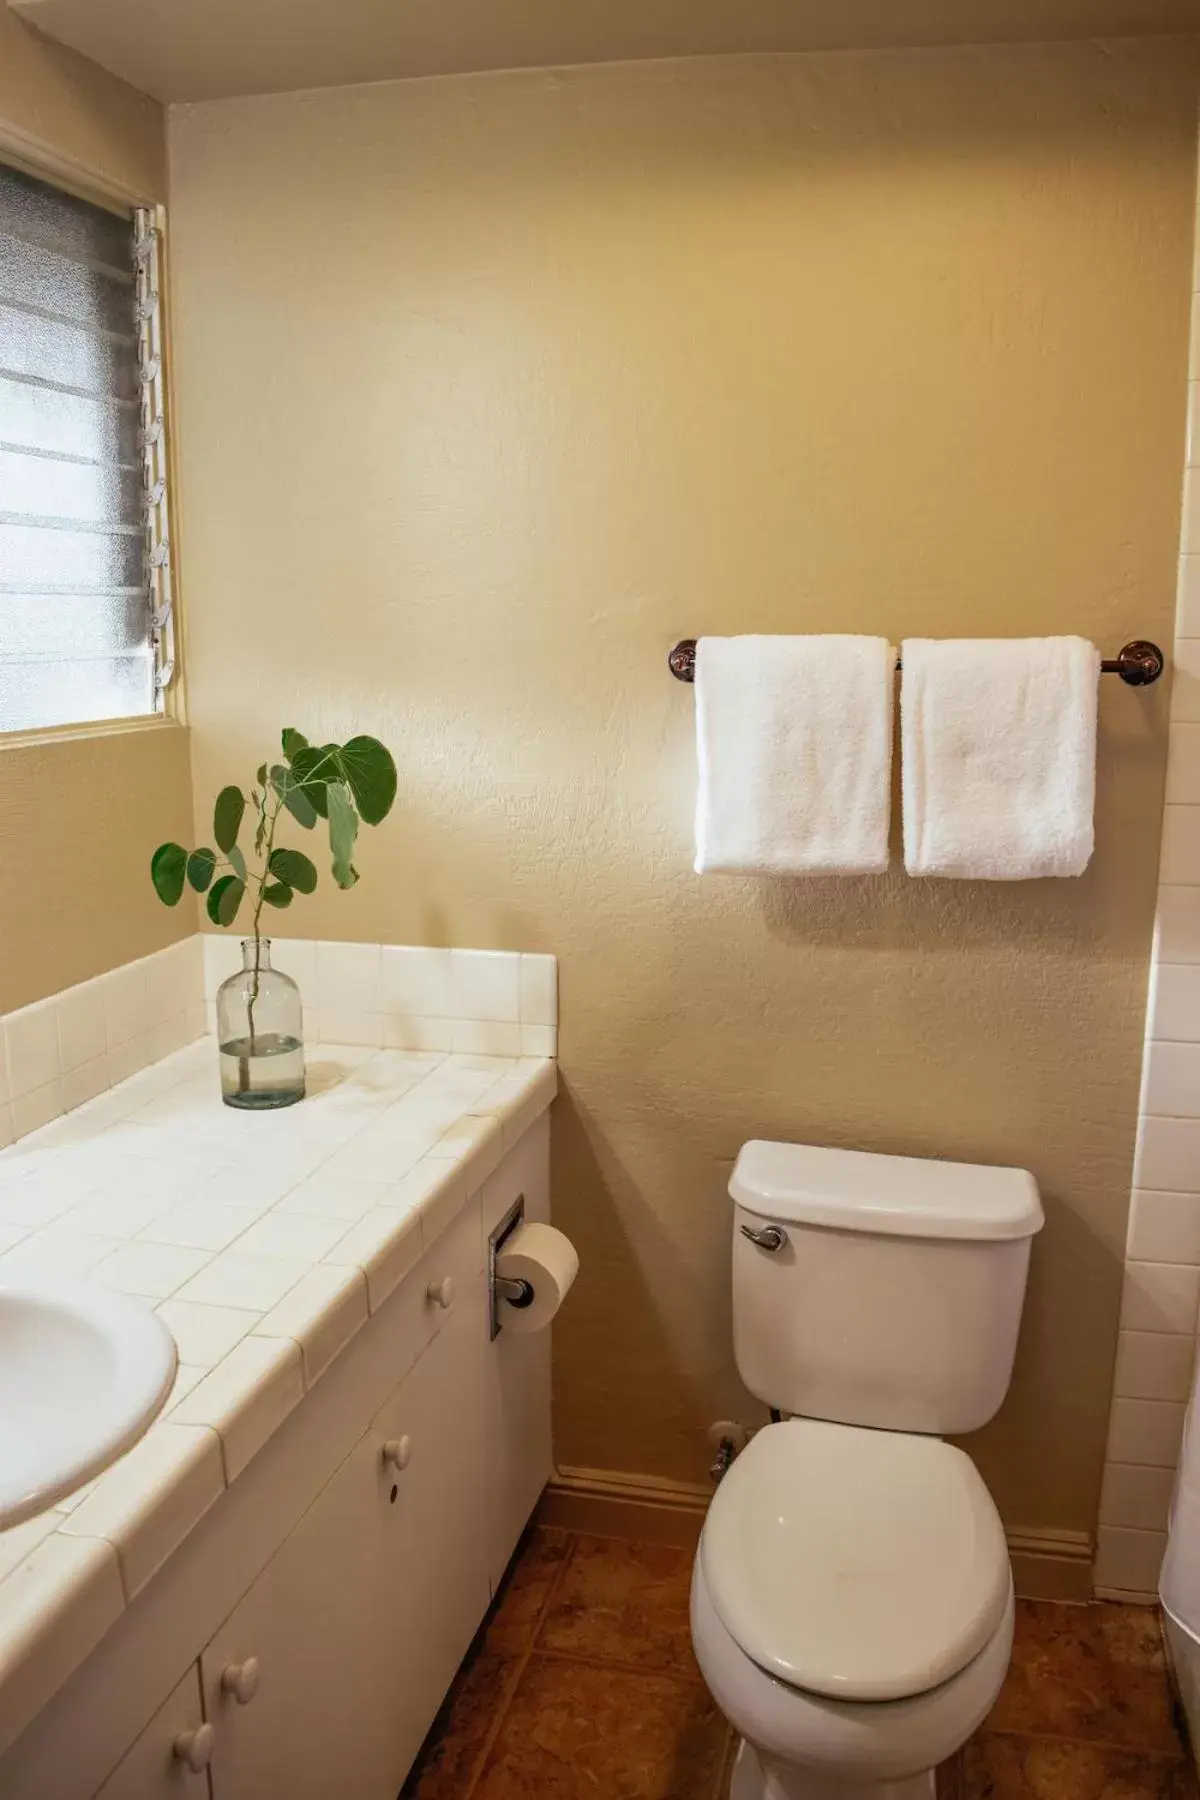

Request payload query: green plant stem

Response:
[238,789,284,1096]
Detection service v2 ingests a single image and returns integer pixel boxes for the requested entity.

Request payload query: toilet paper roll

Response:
[495,1221,578,1334]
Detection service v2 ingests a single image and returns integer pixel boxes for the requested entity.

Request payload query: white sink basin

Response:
[0,1277,177,1529]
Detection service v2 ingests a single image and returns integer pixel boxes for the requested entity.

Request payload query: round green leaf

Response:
[213,786,245,854]
[150,842,187,906]
[287,746,333,819]
[268,847,317,894]
[338,736,397,826]
[186,847,217,893]
[281,727,310,763]
[327,781,359,889]
[262,881,293,909]
[228,843,247,881]
[206,874,245,927]
[269,764,318,830]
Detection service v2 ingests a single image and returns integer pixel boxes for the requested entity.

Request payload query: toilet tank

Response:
[730,1140,1044,1436]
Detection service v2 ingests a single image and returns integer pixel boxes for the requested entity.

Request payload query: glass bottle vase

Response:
[216,938,306,1110]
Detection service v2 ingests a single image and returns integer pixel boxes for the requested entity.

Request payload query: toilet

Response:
[690,1139,1044,1800]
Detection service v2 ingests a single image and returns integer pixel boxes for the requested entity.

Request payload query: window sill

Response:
[0,715,186,754]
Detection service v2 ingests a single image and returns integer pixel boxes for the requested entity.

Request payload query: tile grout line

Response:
[980,1725,1191,1763]
[458,1531,582,1800]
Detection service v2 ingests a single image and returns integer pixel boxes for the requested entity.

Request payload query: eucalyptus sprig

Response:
[151,726,396,944]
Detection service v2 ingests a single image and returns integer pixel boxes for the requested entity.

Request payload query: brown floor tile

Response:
[958,1734,1197,1799]
[403,1648,524,1800]
[485,1527,574,1656]
[987,1601,1182,1756]
[536,1534,697,1675]
[473,1654,727,1800]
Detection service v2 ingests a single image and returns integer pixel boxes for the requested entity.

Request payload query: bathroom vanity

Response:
[0,1039,557,1800]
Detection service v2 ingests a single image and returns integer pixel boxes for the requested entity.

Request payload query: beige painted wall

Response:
[168,41,1197,1538]
[0,6,193,1013]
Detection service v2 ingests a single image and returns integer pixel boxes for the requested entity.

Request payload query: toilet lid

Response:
[700,1418,1010,1703]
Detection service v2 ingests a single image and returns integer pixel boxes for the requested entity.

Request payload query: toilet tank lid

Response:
[730,1140,1044,1241]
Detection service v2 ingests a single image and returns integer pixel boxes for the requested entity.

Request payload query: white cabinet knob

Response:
[382,1435,411,1471]
[173,1724,215,1772]
[221,1656,260,1705]
[426,1276,453,1310]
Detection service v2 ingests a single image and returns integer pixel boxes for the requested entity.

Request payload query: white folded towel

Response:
[694,634,893,876]
[900,637,1100,880]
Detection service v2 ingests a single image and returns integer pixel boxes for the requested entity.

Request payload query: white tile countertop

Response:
[0,1038,556,1756]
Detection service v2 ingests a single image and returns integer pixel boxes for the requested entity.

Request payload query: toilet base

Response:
[730,1738,937,1800]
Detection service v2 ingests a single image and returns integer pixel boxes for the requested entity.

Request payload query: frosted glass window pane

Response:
[0,655,152,732]
[0,162,152,730]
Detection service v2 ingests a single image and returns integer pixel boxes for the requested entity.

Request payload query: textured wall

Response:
[0,8,193,1014]
[167,42,1197,1537]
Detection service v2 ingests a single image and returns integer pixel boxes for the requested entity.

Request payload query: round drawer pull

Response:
[426,1276,454,1310]
[173,1724,215,1772]
[221,1656,260,1705]
[382,1435,411,1471]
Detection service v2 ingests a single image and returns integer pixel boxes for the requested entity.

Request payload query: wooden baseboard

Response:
[539,1467,1096,1601]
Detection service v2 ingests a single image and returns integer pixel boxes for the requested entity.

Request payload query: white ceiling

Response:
[10,0,1200,104]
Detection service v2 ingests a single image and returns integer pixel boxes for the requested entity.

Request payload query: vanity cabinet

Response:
[200,1285,489,1800]
[0,1112,553,1800]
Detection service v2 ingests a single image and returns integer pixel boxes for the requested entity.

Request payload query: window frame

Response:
[0,124,184,748]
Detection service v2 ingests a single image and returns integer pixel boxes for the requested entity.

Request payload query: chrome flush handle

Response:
[740,1222,788,1253]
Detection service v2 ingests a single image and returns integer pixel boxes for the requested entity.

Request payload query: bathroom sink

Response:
[0,1277,177,1529]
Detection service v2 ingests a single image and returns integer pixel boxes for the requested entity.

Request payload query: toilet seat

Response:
[700,1419,1010,1703]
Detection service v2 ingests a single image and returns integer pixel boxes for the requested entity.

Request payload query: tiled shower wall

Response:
[1095,166,1200,1601]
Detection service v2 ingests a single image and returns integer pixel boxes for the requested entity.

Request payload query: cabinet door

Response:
[372,1285,490,1776]
[94,1667,210,1800]
[200,1266,489,1800]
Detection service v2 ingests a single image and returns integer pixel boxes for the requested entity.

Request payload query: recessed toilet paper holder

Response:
[489,1195,535,1339]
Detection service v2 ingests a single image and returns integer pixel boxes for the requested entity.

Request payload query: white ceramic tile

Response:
[1099,1461,1176,1533]
[323,1207,422,1313]
[233,1211,350,1262]
[61,1058,109,1113]
[449,950,520,1023]
[1093,1525,1167,1597]
[314,1009,382,1048]
[452,1019,522,1057]
[520,1024,557,1058]
[156,1298,260,1367]
[381,1015,455,1053]
[1113,1329,1195,1402]
[10,1081,64,1140]
[427,1113,503,1186]
[91,1240,212,1300]
[0,1533,123,1731]
[1,1229,121,1278]
[0,1105,13,1153]
[176,1251,309,1312]
[382,946,452,1019]
[1127,1189,1200,1263]
[152,1014,188,1061]
[1106,1396,1187,1468]
[315,941,381,1014]
[274,1171,392,1224]
[0,1222,28,1256]
[1142,1040,1200,1115]
[253,1263,369,1387]
[0,1513,61,1584]
[101,961,152,1050]
[0,1032,9,1106]
[165,1363,208,1412]
[106,1033,156,1088]
[518,954,557,1027]
[55,982,107,1075]
[1152,962,1200,1043]
[1121,1260,1200,1335]
[1169,724,1200,807]
[1180,556,1200,639]
[1186,475,1200,555]
[60,1422,224,1600]
[322,1131,434,1184]
[1134,1116,1200,1193]
[137,1200,259,1252]
[0,1172,85,1231]
[1189,382,1200,469]
[4,1002,63,1101]
[382,1159,467,1248]
[1173,641,1200,725]
[1160,807,1200,886]
[202,933,241,1000]
[266,937,317,1008]
[186,1003,208,1043]
[171,1335,304,1484]
[63,1189,175,1240]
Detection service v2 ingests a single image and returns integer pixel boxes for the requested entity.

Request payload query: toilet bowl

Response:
[692,1139,1043,1800]
[691,1419,1016,1800]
